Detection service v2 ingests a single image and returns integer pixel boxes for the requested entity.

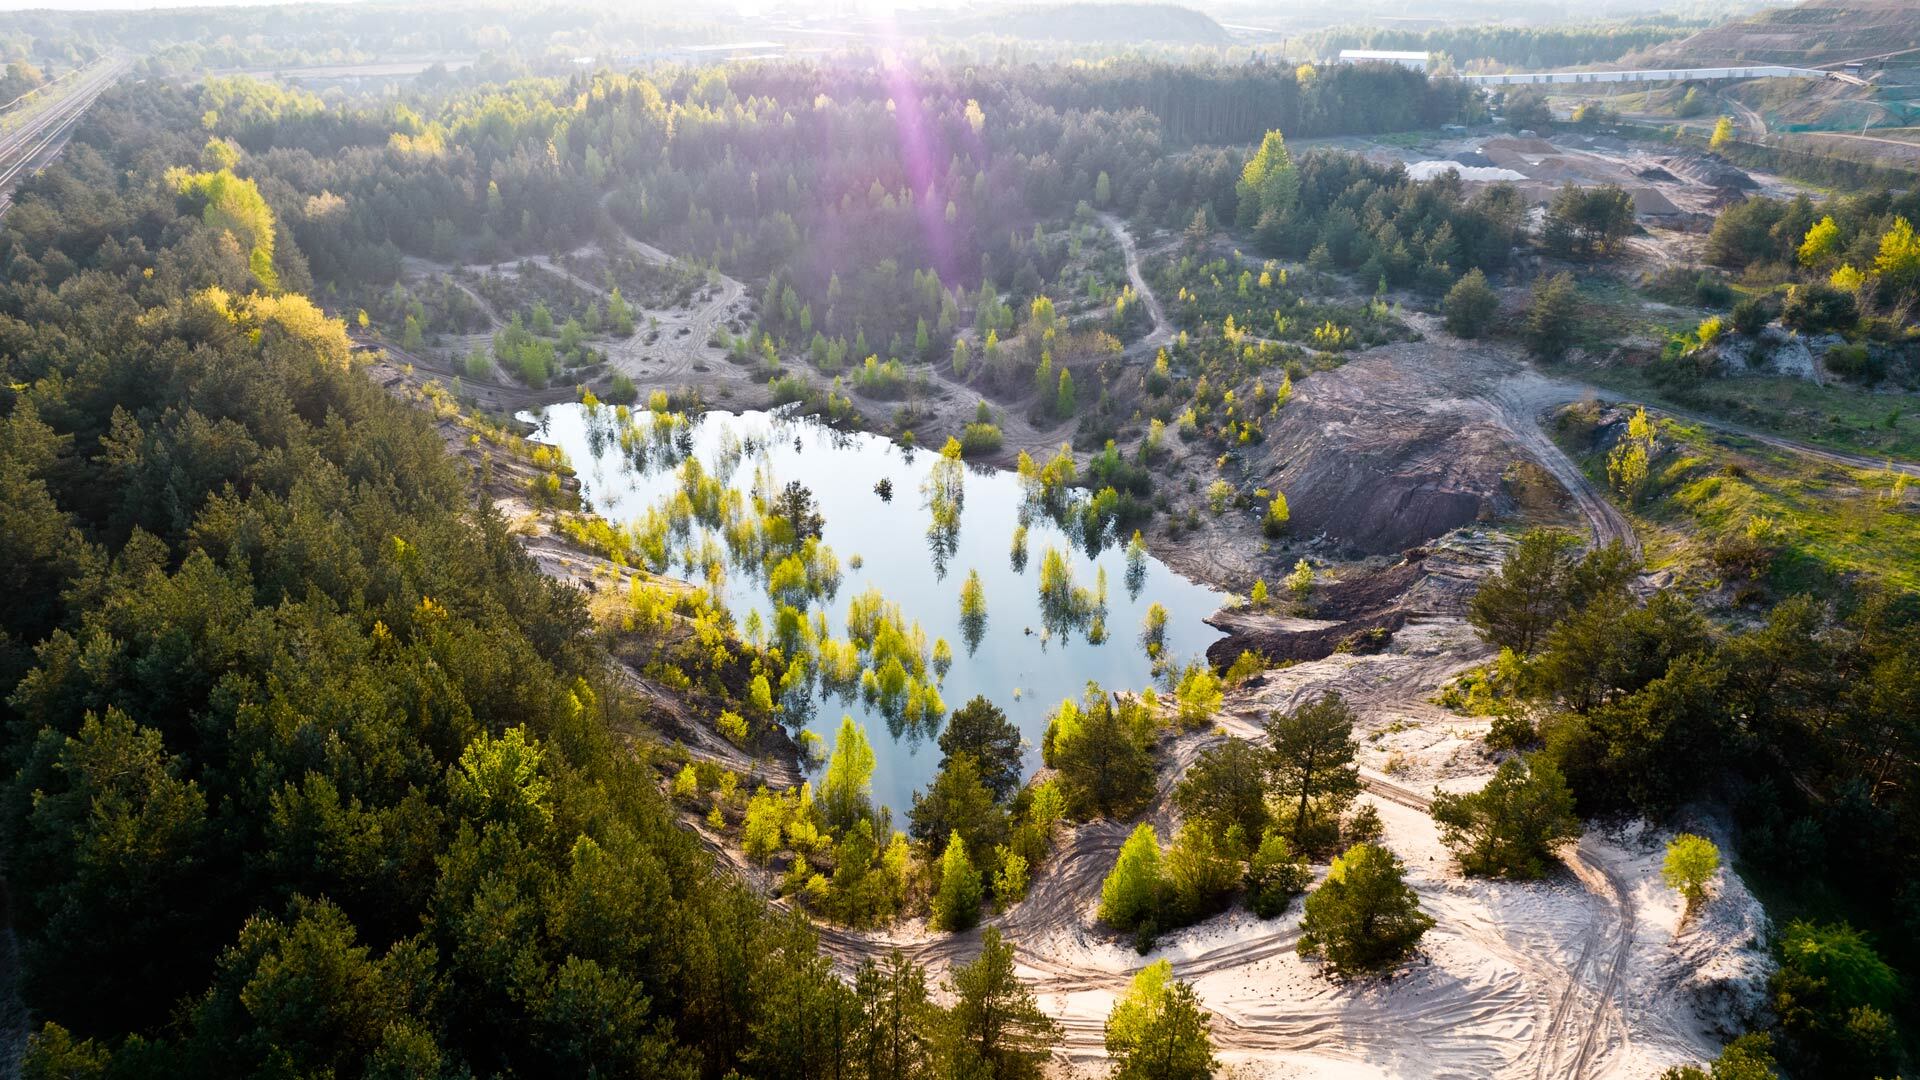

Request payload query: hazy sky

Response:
[0,0,313,9]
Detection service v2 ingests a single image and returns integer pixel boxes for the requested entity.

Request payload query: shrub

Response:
[1781,283,1856,334]
[1297,843,1433,976]
[960,421,1004,456]
[1822,343,1883,385]
[1730,296,1769,337]
[1442,269,1498,338]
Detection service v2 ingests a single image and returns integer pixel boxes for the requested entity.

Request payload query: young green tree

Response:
[821,715,877,834]
[1235,129,1300,229]
[1285,559,1315,601]
[1099,823,1166,931]
[1298,843,1434,977]
[1797,215,1840,268]
[1430,754,1580,879]
[1710,115,1735,150]
[909,752,1008,863]
[1173,661,1223,726]
[933,831,985,931]
[1056,367,1076,417]
[1442,268,1498,338]
[1523,271,1580,361]
[942,928,1060,1080]
[1163,822,1243,923]
[1247,830,1312,918]
[1661,833,1720,914]
[1104,960,1218,1080]
[1872,215,1920,298]
[1264,692,1361,852]
[1262,494,1289,538]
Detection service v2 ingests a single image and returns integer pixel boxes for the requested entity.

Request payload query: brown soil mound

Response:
[1244,351,1515,556]
[1659,151,1759,191]
[1204,608,1407,668]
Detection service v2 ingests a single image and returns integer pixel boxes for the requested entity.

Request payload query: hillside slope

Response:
[1644,0,1920,65]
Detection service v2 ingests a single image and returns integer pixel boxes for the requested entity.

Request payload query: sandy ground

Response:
[787,596,1772,1079]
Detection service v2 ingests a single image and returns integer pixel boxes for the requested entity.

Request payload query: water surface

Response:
[527,405,1228,815]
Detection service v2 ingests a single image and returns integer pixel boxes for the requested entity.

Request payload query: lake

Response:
[526,404,1228,816]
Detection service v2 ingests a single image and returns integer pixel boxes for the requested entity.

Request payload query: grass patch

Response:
[1567,276,1696,351]
[1563,407,1920,594]
[1569,360,1920,462]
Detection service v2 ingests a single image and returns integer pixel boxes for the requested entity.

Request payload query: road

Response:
[0,55,127,218]
[1457,64,1833,87]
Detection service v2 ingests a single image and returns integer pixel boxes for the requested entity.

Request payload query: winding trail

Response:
[1100,212,1172,358]
[1476,372,1642,557]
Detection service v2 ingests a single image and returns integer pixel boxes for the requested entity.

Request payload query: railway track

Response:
[0,55,127,218]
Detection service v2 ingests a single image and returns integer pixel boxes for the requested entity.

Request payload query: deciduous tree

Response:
[1104,960,1218,1080]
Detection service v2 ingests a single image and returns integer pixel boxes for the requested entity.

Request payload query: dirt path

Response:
[1475,371,1642,557]
[1722,96,1769,139]
[1662,405,1920,477]
[582,211,761,399]
[1100,212,1172,357]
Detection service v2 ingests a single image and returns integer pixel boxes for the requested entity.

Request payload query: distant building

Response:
[1336,49,1429,72]
[670,41,788,64]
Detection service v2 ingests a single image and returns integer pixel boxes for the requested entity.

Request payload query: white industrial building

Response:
[1336,50,1430,72]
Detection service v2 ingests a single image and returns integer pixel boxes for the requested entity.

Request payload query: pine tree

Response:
[1265,692,1361,851]
[1430,754,1580,879]
[1442,268,1498,338]
[942,928,1059,1079]
[1523,272,1579,360]
[1298,843,1434,976]
[853,951,939,1080]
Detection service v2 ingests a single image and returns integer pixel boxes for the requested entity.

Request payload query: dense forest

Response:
[0,74,1141,1078]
